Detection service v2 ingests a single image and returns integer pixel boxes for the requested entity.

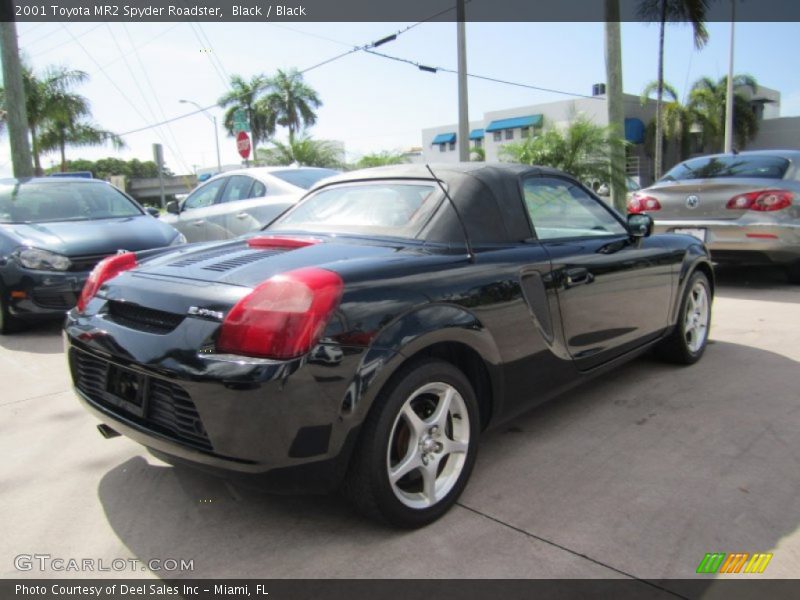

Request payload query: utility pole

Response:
[0,15,34,177]
[456,0,470,162]
[723,0,736,154]
[604,1,627,213]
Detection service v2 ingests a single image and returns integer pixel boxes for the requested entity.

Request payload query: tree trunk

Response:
[604,1,626,213]
[30,124,43,176]
[653,2,667,180]
[59,129,67,172]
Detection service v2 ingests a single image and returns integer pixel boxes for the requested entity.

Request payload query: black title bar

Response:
[3,0,800,23]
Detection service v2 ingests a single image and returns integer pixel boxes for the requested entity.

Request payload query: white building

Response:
[421,84,788,186]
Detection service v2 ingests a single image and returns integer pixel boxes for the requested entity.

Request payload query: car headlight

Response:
[170,233,187,246]
[15,247,72,271]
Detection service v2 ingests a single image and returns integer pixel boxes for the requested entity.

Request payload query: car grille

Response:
[32,290,78,310]
[106,301,184,334]
[71,348,212,451]
[69,253,113,272]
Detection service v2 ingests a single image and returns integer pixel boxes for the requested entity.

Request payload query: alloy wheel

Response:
[683,281,710,353]
[386,382,470,509]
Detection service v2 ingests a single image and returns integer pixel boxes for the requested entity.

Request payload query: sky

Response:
[2,19,800,177]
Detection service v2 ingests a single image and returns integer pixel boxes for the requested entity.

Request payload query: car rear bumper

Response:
[654,219,800,265]
[64,310,381,491]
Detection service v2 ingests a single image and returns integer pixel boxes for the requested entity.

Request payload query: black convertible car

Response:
[65,163,713,527]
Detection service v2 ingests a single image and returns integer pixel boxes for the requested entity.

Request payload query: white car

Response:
[163,166,338,242]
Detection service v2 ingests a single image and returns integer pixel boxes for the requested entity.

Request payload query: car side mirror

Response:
[166,200,180,215]
[627,213,654,238]
[145,207,160,218]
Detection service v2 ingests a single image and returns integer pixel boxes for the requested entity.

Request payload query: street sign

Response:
[236,131,251,159]
[233,108,249,133]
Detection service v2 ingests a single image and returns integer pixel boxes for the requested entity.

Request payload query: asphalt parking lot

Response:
[1,266,798,582]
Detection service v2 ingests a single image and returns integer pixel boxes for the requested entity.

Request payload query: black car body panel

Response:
[64,164,713,491]
[0,178,182,319]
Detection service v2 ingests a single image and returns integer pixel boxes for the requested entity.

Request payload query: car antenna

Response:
[425,164,476,263]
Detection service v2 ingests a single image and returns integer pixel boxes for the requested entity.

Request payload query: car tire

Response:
[343,359,480,528]
[785,261,800,285]
[0,287,21,335]
[656,271,712,365]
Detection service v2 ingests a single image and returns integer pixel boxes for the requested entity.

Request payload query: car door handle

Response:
[190,220,205,226]
[235,212,249,219]
[564,267,594,287]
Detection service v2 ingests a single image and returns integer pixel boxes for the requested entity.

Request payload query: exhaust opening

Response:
[97,424,121,439]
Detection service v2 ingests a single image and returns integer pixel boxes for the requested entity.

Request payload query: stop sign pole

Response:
[233,108,253,167]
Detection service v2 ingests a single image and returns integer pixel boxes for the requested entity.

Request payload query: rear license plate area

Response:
[673,227,707,243]
[105,364,147,418]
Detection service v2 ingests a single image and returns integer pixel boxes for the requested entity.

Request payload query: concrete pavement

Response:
[1,266,798,583]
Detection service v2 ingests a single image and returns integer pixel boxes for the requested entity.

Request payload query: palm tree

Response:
[5,65,90,174]
[641,80,696,162]
[264,68,321,143]
[356,151,408,168]
[39,120,125,172]
[689,74,759,153]
[638,0,710,179]
[218,74,276,149]
[499,117,628,186]
[259,136,342,168]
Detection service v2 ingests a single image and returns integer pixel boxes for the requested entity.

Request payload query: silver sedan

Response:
[163,166,338,243]
[629,150,800,283]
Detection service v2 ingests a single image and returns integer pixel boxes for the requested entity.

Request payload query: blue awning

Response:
[485,115,543,132]
[432,132,456,144]
[469,129,485,140]
[625,118,645,144]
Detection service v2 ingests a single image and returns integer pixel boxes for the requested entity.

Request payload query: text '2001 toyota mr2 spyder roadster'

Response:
[65,163,713,528]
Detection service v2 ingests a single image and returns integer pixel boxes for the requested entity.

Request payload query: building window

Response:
[473,138,482,149]
[521,126,530,138]
[505,129,514,140]
[493,131,501,142]
[449,141,456,151]
[439,144,446,153]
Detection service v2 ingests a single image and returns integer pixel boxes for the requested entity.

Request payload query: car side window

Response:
[522,177,627,240]
[249,180,267,198]
[184,178,226,210]
[219,176,255,203]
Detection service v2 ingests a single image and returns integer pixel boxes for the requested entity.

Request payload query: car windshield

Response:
[270,168,339,190]
[269,182,440,238]
[0,181,142,224]
[660,155,790,182]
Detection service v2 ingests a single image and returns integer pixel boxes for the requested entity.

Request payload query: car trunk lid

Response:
[644,178,782,220]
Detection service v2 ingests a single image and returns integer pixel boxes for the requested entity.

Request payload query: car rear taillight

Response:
[726,190,793,211]
[216,267,344,360]
[627,193,662,214]
[77,253,138,312]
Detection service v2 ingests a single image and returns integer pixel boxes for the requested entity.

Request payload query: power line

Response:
[26,23,105,58]
[60,24,192,173]
[115,22,431,137]
[185,20,229,88]
[120,23,197,175]
[105,23,190,174]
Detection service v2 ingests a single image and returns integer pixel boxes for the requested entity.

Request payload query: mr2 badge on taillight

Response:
[216,267,344,360]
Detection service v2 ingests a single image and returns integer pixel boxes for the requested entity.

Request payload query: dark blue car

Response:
[0,177,185,333]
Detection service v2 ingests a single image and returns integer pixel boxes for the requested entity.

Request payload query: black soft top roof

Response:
[311,162,576,244]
